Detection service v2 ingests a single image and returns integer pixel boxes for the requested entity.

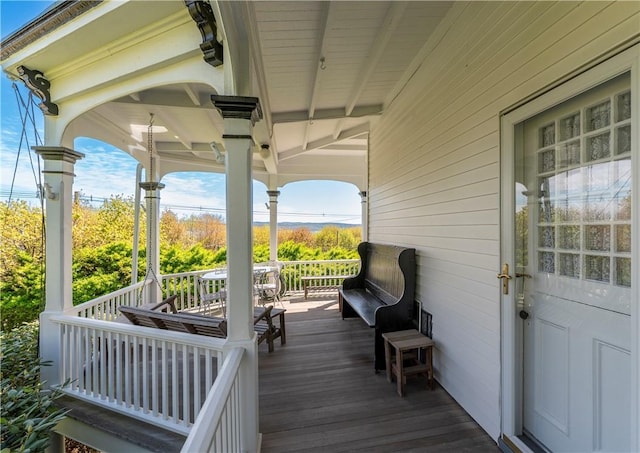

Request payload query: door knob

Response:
[519,310,529,320]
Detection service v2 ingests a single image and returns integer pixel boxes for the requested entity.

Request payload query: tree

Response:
[253,225,270,246]
[0,201,45,330]
[314,226,341,251]
[94,195,143,247]
[184,214,225,249]
[72,199,101,250]
[72,242,137,304]
[279,227,314,247]
[0,200,43,277]
[160,209,186,246]
[160,244,219,274]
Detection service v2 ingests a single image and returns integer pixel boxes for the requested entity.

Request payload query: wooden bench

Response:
[339,242,416,371]
[118,304,284,352]
[301,275,350,299]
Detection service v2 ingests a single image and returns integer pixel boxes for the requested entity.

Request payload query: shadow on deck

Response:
[258,295,499,452]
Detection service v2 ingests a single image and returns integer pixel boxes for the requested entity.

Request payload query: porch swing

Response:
[5,80,47,314]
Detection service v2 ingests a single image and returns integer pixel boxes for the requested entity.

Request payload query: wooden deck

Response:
[258,296,499,452]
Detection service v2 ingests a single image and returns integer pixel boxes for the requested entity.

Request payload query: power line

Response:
[0,192,360,221]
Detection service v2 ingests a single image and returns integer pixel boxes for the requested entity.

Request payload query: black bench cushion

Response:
[340,288,386,327]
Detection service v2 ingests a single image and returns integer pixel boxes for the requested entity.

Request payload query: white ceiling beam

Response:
[271,105,383,124]
[155,142,213,153]
[181,83,201,106]
[344,2,408,116]
[303,2,335,151]
[279,123,370,161]
[84,110,136,144]
[321,144,367,151]
[111,92,212,110]
[244,2,275,140]
[152,110,192,150]
[333,118,343,141]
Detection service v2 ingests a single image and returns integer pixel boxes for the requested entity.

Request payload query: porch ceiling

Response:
[0,1,452,189]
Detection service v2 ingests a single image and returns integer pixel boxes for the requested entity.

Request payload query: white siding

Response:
[368,1,640,440]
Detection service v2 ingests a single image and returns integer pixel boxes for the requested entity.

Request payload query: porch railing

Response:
[51,315,225,435]
[61,258,358,447]
[279,259,359,293]
[73,280,150,320]
[181,347,244,452]
[159,259,360,301]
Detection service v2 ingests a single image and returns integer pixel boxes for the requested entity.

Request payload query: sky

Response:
[0,0,362,225]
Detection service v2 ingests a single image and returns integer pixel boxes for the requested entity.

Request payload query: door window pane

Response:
[532,87,631,288]
[587,132,611,161]
[586,101,610,131]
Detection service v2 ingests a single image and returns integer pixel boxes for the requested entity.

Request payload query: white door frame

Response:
[499,45,640,451]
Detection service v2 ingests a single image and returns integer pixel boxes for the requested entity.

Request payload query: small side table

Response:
[382,329,434,396]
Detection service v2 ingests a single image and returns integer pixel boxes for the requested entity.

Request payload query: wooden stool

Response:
[382,329,434,396]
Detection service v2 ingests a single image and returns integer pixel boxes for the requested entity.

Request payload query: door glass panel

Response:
[524,73,632,314]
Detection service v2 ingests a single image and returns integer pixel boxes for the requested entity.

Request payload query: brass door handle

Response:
[496,263,512,295]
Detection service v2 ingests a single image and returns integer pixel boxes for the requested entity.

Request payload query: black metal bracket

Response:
[185,0,224,68]
[17,65,58,116]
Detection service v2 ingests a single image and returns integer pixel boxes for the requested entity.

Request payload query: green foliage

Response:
[72,242,137,305]
[322,247,359,260]
[160,244,220,274]
[253,244,271,263]
[277,240,316,261]
[313,225,360,251]
[1,196,362,328]
[0,201,44,273]
[0,251,45,331]
[1,322,69,453]
[95,195,139,245]
[0,201,45,330]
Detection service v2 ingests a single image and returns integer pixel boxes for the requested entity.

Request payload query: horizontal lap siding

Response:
[368,1,640,440]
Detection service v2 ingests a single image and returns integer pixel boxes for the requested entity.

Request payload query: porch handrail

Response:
[71,280,150,320]
[279,259,360,293]
[181,347,245,453]
[159,259,360,301]
[161,268,222,312]
[51,314,225,435]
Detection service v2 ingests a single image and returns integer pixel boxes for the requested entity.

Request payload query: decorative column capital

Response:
[211,95,263,126]
[267,190,280,199]
[359,190,368,201]
[33,146,84,163]
[139,182,166,191]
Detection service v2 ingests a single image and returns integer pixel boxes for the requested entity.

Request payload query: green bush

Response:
[1,322,68,453]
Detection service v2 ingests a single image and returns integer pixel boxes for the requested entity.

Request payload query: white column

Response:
[267,190,280,262]
[139,181,164,303]
[211,95,262,453]
[359,190,368,241]
[33,146,84,389]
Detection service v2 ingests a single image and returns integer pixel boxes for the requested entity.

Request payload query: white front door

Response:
[514,73,632,452]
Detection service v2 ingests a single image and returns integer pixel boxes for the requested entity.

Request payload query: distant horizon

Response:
[0,192,361,227]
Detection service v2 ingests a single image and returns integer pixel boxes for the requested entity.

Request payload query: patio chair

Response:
[197,275,226,316]
[254,263,284,307]
[253,305,282,353]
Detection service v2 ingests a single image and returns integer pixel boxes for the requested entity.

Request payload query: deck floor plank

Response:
[258,297,499,452]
